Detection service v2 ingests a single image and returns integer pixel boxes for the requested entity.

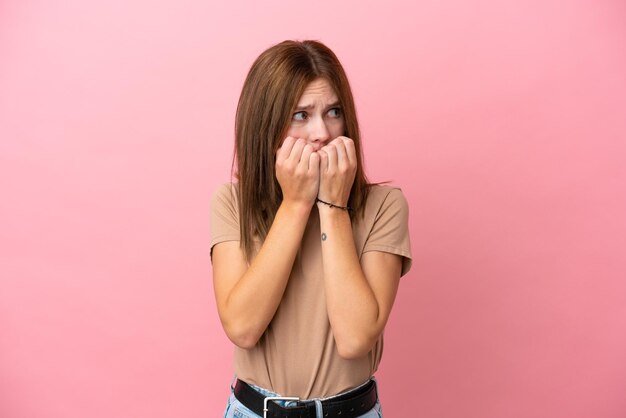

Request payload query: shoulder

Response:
[363,184,409,215]
[212,182,238,199]
[210,182,241,250]
[355,183,410,234]
[210,182,241,228]
[358,183,412,276]
[211,182,239,210]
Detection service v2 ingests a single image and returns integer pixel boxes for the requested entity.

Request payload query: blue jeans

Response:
[222,376,383,418]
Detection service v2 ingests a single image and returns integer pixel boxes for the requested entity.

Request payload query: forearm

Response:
[318,206,381,358]
[223,201,311,346]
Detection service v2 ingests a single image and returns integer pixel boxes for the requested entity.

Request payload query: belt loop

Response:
[314,399,323,418]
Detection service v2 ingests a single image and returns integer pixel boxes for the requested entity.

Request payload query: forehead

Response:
[297,78,338,103]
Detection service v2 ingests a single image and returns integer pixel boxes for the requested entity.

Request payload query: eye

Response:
[292,111,308,121]
[327,107,342,118]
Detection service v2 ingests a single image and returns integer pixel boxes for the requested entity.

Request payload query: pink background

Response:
[1,1,625,417]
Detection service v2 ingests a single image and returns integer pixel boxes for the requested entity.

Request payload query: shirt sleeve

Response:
[362,187,413,277]
[210,183,240,261]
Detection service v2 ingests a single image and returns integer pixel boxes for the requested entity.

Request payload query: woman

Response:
[210,40,412,418]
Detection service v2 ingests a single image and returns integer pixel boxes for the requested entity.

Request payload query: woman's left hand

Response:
[317,136,357,207]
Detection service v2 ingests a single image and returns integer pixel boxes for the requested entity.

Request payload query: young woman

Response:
[210,40,412,418]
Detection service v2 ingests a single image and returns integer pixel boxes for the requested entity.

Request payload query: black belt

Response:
[233,378,378,418]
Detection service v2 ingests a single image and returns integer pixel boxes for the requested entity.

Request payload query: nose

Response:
[309,117,331,147]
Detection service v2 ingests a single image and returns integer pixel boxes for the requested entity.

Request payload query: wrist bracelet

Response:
[316,197,352,211]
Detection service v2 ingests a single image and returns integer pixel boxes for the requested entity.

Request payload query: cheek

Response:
[286,125,305,139]
[329,120,345,138]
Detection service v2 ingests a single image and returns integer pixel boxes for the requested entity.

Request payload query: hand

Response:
[275,137,320,207]
[317,136,357,207]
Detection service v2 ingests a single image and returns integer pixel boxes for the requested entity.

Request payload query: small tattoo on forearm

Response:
[321,232,327,241]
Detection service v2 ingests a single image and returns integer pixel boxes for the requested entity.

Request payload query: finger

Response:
[308,151,320,174]
[323,144,337,171]
[334,139,348,170]
[299,144,314,168]
[318,149,329,173]
[342,137,357,166]
[288,138,306,163]
[276,136,296,163]
[331,136,346,145]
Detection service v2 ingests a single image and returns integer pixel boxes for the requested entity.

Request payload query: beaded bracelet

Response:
[315,197,352,211]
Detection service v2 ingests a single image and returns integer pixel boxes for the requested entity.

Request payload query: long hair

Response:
[234,40,370,262]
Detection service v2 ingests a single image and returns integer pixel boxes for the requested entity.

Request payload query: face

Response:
[286,78,345,151]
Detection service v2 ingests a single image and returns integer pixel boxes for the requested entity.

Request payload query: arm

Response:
[318,205,402,359]
[317,137,403,359]
[212,137,320,348]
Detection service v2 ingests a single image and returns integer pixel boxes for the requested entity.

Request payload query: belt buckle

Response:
[263,396,300,418]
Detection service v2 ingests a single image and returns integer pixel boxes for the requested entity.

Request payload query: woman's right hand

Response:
[275,137,320,207]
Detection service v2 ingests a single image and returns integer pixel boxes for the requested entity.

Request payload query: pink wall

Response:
[1,1,625,417]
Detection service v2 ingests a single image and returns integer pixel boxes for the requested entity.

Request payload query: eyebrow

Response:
[294,100,341,111]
